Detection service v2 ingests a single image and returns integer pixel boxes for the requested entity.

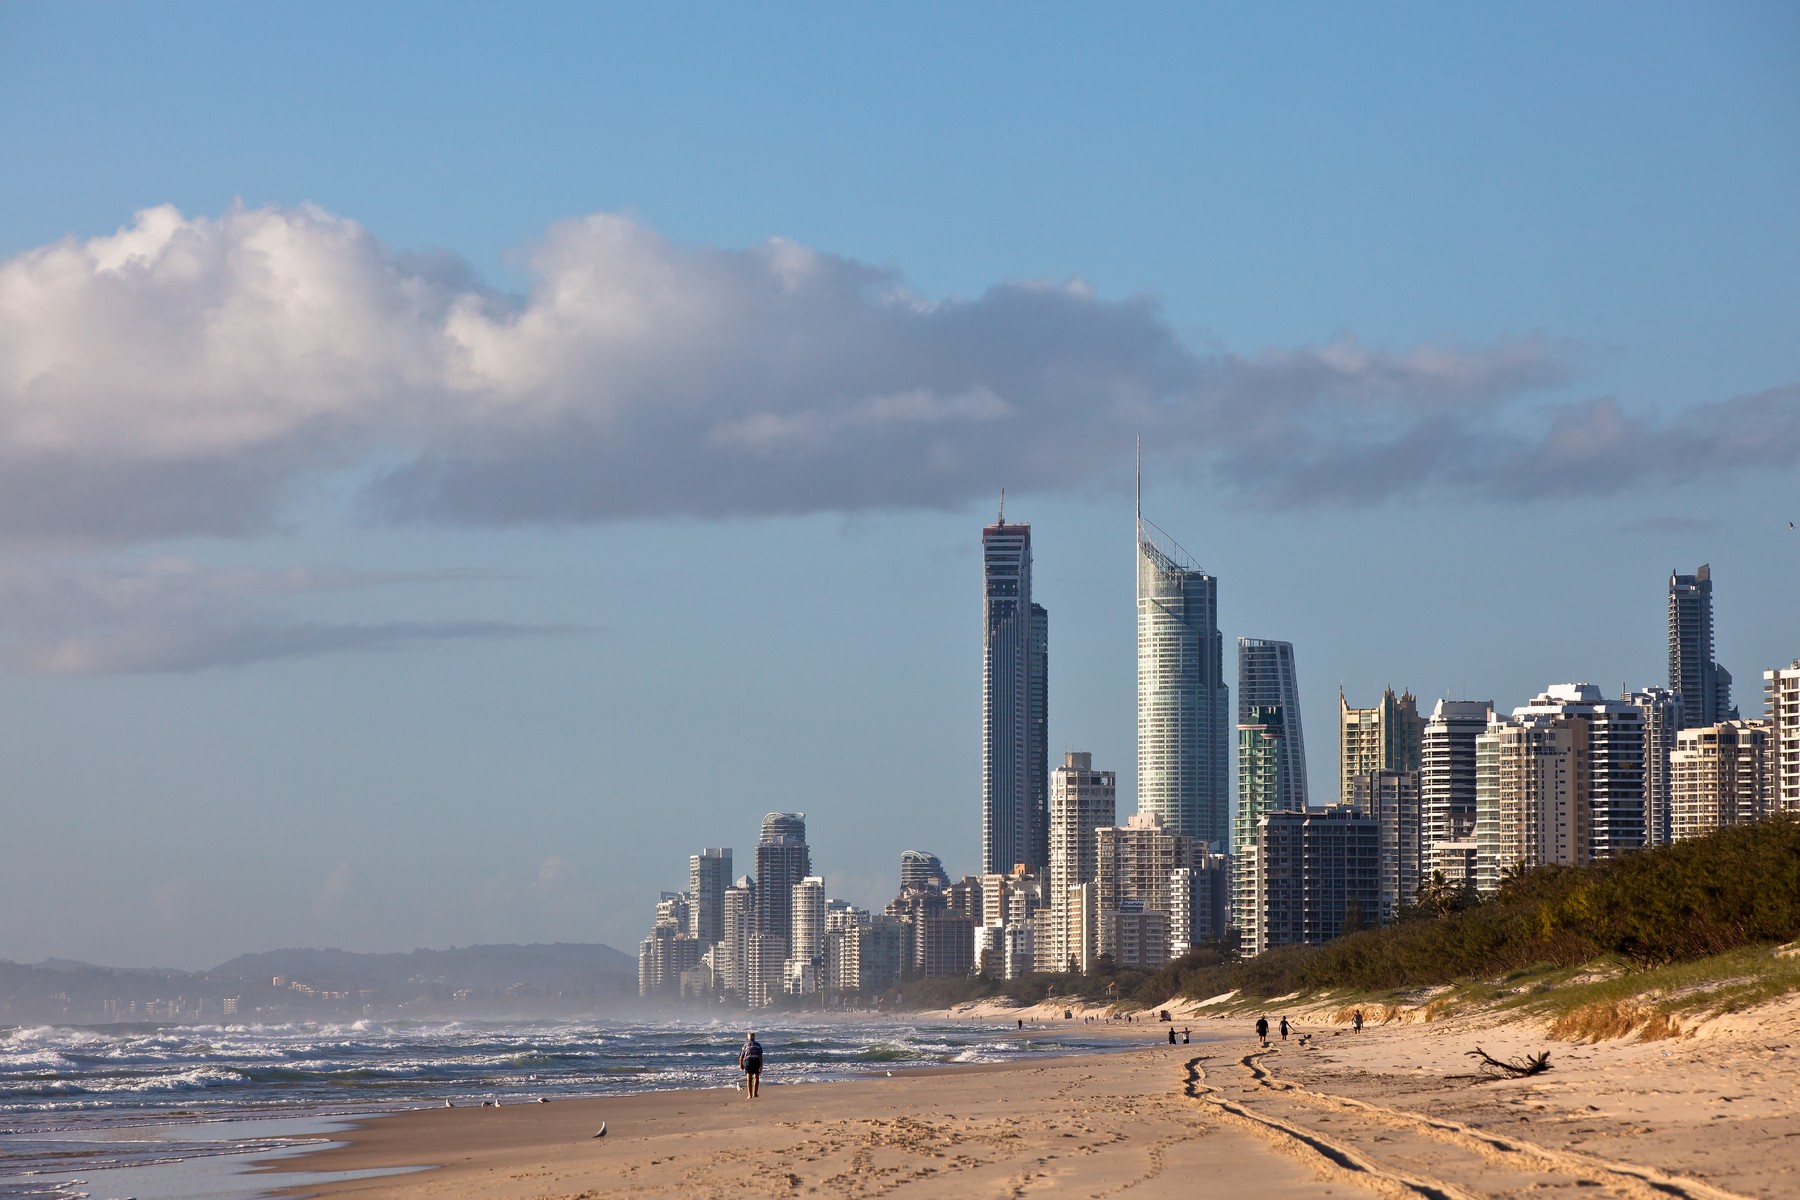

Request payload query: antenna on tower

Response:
[1135,435,1142,535]
[998,488,1006,525]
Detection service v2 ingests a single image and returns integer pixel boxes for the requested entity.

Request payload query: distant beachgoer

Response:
[1168,1027,1177,1044]
[1018,1018,1024,1030]
[1352,1010,1364,1033]
[739,1032,763,1098]
[1255,1016,1269,1047]
[1182,1027,1190,1044]
[1279,1017,1290,1041]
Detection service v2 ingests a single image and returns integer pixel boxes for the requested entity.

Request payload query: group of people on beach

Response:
[1253,1009,1363,1047]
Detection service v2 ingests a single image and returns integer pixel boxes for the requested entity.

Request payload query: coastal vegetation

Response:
[1113,816,1800,1038]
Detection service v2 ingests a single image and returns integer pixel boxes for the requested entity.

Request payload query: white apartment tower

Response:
[1047,751,1116,972]
[1624,688,1683,847]
[1482,716,1584,887]
[1420,700,1492,883]
[1671,721,1770,840]
[688,848,732,948]
[1512,684,1647,859]
[1136,459,1229,848]
[1237,639,1309,810]
[1767,660,1800,813]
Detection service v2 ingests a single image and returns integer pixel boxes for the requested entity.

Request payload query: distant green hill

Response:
[1152,815,1800,1004]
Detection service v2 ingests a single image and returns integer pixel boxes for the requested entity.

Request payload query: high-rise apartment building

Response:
[687,848,732,948]
[899,850,950,893]
[982,511,1049,873]
[1137,474,1229,849]
[1350,768,1422,923]
[1242,807,1380,958]
[1339,688,1425,804]
[720,875,756,995]
[1767,660,1800,813]
[1420,700,1492,883]
[1237,639,1309,810]
[1512,684,1647,859]
[785,875,827,994]
[1047,751,1116,973]
[1671,720,1770,840]
[1232,706,1295,936]
[1624,688,1683,847]
[755,812,810,954]
[1670,565,1735,727]
[1480,716,1584,888]
[1097,812,1204,966]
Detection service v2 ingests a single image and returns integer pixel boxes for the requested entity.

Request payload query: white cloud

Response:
[1,202,1793,542]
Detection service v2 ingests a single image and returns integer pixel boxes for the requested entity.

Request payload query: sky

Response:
[1,3,1796,969]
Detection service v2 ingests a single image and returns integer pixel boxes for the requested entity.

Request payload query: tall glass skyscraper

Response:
[981,508,1048,873]
[1237,638,1309,811]
[1136,469,1229,849]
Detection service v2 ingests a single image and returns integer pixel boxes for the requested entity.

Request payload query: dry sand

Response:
[273,996,1800,1199]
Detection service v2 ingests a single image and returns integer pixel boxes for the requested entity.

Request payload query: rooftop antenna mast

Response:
[998,487,1006,525]
[1135,435,1142,539]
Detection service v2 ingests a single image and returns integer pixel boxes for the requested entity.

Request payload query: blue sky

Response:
[1,3,1795,967]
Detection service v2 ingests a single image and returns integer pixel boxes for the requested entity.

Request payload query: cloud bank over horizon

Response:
[0,556,560,675]
[2,202,1796,546]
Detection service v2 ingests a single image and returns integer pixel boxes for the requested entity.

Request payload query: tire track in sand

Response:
[1189,1049,1756,1200]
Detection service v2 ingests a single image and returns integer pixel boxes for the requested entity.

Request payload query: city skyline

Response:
[2,5,1796,968]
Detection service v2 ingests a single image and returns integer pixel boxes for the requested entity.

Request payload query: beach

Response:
[274,996,1800,1199]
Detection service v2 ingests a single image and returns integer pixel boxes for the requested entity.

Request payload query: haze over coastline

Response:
[1,4,1796,975]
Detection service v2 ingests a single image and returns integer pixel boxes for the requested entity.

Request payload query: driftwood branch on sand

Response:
[1466,1046,1552,1077]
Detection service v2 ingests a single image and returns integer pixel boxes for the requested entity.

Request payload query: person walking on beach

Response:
[1279,1017,1290,1042]
[739,1032,763,1098]
[1182,1027,1190,1044]
[1352,1009,1364,1033]
[1168,1027,1177,1044]
[1255,1016,1269,1047]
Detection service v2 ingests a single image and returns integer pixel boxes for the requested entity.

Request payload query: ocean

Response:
[0,1014,1116,1199]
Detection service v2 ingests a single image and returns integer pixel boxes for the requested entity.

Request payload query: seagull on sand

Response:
[592,1122,608,1138]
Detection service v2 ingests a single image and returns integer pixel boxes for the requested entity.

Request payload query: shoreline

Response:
[262,994,1800,1198]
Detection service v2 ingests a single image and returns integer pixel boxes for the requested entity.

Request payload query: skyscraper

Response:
[1624,688,1683,847]
[1339,688,1425,803]
[1766,660,1800,813]
[1232,705,1294,937]
[982,507,1049,873]
[1420,699,1493,882]
[899,850,950,893]
[1047,751,1116,972]
[1670,565,1735,727]
[755,812,810,954]
[1512,684,1647,859]
[1474,683,1647,891]
[1237,638,1309,810]
[1671,720,1770,840]
[1136,463,1229,849]
[687,848,732,948]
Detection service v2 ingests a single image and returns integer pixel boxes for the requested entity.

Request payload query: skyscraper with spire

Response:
[982,497,1049,873]
[1135,449,1230,849]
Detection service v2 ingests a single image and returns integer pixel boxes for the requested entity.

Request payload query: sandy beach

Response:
[275,996,1800,1199]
